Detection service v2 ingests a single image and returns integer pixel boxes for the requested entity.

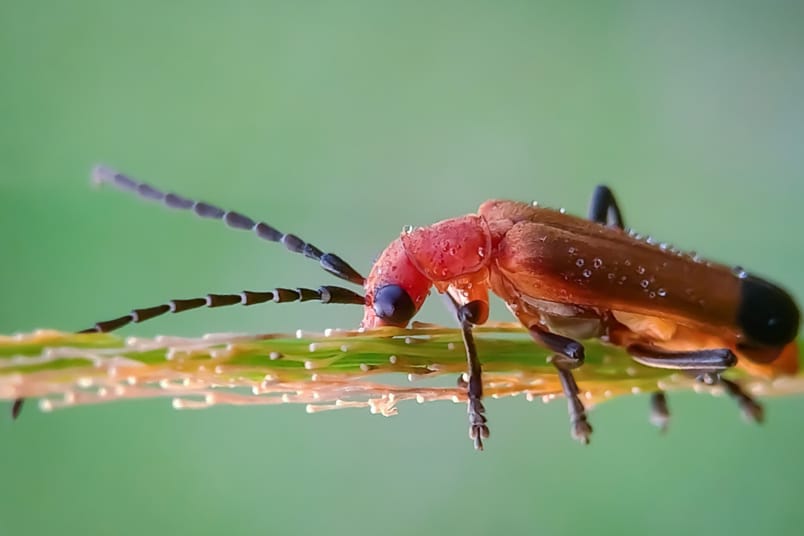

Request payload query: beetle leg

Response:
[528,324,593,444]
[588,185,625,229]
[649,391,670,432]
[11,398,24,420]
[627,344,763,423]
[627,344,736,370]
[443,294,489,450]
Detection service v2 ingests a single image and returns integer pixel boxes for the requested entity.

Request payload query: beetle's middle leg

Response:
[627,344,764,423]
[528,323,593,444]
[588,186,679,428]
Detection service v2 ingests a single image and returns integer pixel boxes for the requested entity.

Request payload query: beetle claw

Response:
[571,419,593,445]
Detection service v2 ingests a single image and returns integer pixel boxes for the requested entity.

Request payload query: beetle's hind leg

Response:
[627,344,763,424]
[529,324,593,444]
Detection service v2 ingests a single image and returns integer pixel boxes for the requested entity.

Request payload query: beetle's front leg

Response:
[529,324,593,444]
[457,301,490,450]
[443,292,490,450]
[628,344,763,423]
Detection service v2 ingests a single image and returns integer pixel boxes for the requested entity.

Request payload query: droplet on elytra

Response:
[657,288,667,297]
[640,279,650,288]
[575,259,585,267]
[636,265,646,275]
[582,269,592,278]
[593,258,603,268]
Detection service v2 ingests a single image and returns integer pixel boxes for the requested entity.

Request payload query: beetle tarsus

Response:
[649,391,670,432]
[468,397,489,451]
[552,357,593,444]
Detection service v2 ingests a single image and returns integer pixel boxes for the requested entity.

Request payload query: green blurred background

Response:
[2,1,803,535]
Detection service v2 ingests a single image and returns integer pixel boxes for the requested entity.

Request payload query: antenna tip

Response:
[91,164,117,187]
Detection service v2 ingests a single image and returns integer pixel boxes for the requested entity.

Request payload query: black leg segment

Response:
[588,185,625,229]
[11,398,23,420]
[649,391,670,432]
[627,344,736,370]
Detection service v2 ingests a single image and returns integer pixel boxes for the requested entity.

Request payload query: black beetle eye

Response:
[373,284,416,326]
[737,275,800,347]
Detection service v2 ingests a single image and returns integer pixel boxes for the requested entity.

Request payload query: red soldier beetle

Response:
[13,167,800,450]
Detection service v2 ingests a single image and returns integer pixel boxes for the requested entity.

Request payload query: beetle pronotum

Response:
[14,167,801,449]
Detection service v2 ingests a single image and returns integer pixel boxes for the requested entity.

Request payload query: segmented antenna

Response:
[92,166,366,286]
[79,285,365,333]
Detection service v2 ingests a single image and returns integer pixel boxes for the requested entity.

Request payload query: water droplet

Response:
[402,225,414,234]
[636,265,646,275]
[593,258,603,268]
[568,247,576,255]
[477,247,486,258]
[531,200,539,207]
[645,235,655,244]
[582,269,592,278]
[732,266,748,279]
[640,279,650,288]
[559,208,567,214]
[648,292,656,298]
[659,242,670,251]
[657,288,667,297]
[575,258,585,267]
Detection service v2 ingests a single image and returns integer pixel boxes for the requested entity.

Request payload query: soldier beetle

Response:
[13,167,800,449]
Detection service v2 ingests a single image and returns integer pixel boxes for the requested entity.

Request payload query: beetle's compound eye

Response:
[373,284,416,326]
[737,275,800,347]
